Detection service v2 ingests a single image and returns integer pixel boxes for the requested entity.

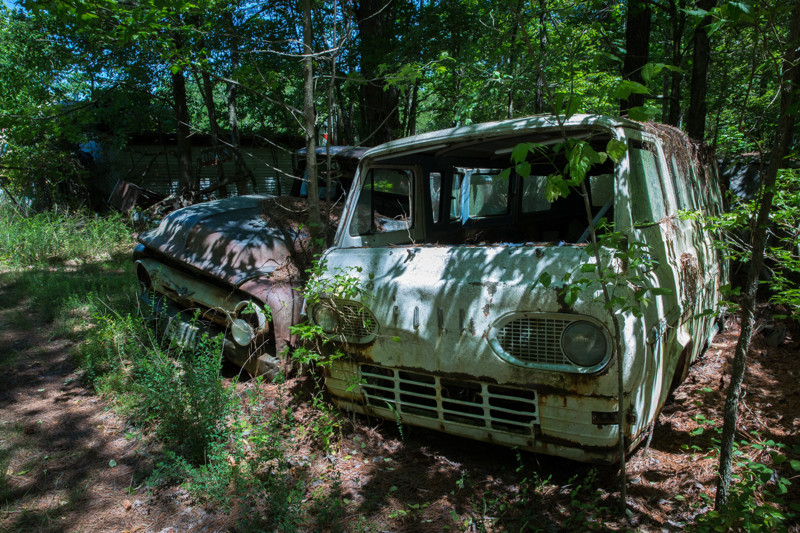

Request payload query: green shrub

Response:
[133,333,234,464]
[178,379,306,530]
[80,304,234,465]
[692,439,798,532]
[0,204,132,267]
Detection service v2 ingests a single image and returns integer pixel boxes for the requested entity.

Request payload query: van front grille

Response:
[494,317,571,365]
[336,302,378,340]
[360,365,538,435]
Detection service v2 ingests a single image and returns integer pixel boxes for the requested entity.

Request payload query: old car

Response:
[133,146,366,376]
[308,115,727,463]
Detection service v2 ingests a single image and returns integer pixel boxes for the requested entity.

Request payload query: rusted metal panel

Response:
[138,194,298,286]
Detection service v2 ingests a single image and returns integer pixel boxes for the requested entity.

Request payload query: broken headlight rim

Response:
[135,261,153,291]
[234,300,268,333]
[561,320,608,367]
[312,304,339,334]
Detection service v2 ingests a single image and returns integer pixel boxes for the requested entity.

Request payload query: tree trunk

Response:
[505,0,524,119]
[303,0,321,243]
[357,0,400,145]
[686,0,716,141]
[620,0,651,115]
[535,0,547,114]
[171,69,195,192]
[225,10,248,196]
[200,70,227,197]
[715,1,800,510]
[407,79,419,136]
[667,0,687,126]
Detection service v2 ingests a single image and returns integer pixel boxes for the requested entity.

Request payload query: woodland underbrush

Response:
[1,201,799,531]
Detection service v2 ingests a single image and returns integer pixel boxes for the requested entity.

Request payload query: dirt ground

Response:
[1,285,798,531]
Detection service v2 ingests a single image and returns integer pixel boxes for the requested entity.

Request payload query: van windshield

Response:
[351,133,617,246]
[349,167,414,236]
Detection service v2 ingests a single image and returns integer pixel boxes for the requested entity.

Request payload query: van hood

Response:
[137,195,300,287]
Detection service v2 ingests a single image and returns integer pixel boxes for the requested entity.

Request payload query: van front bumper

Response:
[324,359,641,464]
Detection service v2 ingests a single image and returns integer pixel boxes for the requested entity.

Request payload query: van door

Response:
[625,131,687,426]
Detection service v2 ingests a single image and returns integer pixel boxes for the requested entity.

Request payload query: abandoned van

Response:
[310,115,726,463]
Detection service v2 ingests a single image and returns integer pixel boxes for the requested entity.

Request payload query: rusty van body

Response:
[309,115,726,463]
[132,146,366,376]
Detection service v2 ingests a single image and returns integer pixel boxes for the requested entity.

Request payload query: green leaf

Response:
[563,286,579,307]
[614,80,650,100]
[641,63,656,83]
[580,263,597,273]
[627,106,651,122]
[565,95,581,119]
[554,93,582,118]
[545,174,569,202]
[567,142,606,184]
[536,271,551,288]
[649,287,673,296]
[109,459,117,467]
[789,459,800,471]
[516,161,531,179]
[685,8,709,18]
[511,142,534,164]
[605,139,627,163]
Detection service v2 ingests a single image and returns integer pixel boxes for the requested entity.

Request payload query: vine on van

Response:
[289,259,366,367]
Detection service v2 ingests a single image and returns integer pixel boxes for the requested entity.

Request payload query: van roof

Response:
[363,114,642,160]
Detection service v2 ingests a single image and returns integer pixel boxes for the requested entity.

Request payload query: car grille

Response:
[360,365,538,435]
[494,316,572,365]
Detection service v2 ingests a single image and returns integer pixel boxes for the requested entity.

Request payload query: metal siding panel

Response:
[114,144,296,197]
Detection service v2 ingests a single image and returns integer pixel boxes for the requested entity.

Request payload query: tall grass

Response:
[0,201,133,267]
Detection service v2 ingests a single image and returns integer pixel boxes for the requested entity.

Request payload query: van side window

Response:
[450,170,509,224]
[521,176,551,213]
[629,143,667,224]
[430,172,442,223]
[349,168,413,236]
[669,156,698,210]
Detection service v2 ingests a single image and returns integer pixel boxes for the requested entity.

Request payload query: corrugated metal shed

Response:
[109,135,302,197]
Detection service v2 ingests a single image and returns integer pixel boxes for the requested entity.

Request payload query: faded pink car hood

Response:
[138,195,300,287]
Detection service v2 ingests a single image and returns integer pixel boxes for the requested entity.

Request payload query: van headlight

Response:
[561,321,607,367]
[313,305,339,333]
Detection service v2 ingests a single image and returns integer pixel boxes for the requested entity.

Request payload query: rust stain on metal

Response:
[680,252,700,306]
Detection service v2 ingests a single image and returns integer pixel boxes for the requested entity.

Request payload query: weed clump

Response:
[0,204,132,267]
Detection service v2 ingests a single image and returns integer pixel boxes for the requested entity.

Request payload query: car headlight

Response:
[561,321,608,367]
[231,318,254,346]
[313,305,339,334]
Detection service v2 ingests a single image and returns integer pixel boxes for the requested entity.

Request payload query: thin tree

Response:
[686,0,716,140]
[715,0,800,510]
[620,0,651,115]
[302,0,321,245]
